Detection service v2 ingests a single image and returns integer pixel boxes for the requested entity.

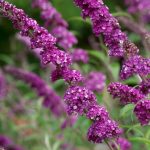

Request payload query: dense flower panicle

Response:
[0,0,122,143]
[137,78,150,95]
[40,48,72,66]
[86,104,109,121]
[108,82,145,104]
[5,66,66,117]
[120,55,150,80]
[87,119,122,143]
[32,0,68,27]
[74,0,127,57]
[71,48,89,63]
[62,68,84,84]
[112,137,131,150]
[134,100,150,125]
[85,72,106,93]
[0,135,12,148]
[51,26,77,50]
[0,1,73,69]
[64,86,97,115]
[0,72,7,100]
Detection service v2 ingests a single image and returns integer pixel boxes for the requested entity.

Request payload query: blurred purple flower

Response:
[125,0,150,23]
[32,0,77,50]
[51,26,77,50]
[5,66,66,117]
[0,135,12,148]
[85,72,106,93]
[112,137,131,150]
[71,48,89,63]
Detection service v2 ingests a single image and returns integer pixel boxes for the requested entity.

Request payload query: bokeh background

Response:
[0,0,150,150]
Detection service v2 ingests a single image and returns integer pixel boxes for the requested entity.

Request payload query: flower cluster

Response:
[87,119,122,143]
[32,0,68,28]
[71,48,89,63]
[0,135,24,150]
[86,104,109,121]
[0,0,71,69]
[0,71,7,100]
[74,0,127,57]
[125,0,150,23]
[0,0,122,143]
[51,26,77,50]
[85,71,106,93]
[134,100,150,125]
[120,55,150,80]
[32,0,77,50]
[108,82,145,104]
[64,86,97,115]
[5,66,66,117]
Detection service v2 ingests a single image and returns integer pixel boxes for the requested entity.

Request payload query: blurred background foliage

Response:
[0,0,150,150]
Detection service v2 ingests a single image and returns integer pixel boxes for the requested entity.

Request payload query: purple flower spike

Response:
[86,104,109,121]
[120,55,150,80]
[51,26,77,50]
[85,72,106,93]
[62,68,84,84]
[0,1,72,69]
[32,0,68,27]
[32,0,77,50]
[71,48,89,63]
[134,100,150,125]
[5,66,66,117]
[74,0,127,57]
[64,86,97,115]
[87,119,122,143]
[40,48,72,67]
[108,82,145,104]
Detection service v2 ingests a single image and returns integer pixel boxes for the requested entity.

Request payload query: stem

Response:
[104,140,114,150]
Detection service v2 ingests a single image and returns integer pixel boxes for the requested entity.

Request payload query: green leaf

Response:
[129,137,150,145]
[120,104,135,118]
[88,51,107,62]
[0,54,15,65]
